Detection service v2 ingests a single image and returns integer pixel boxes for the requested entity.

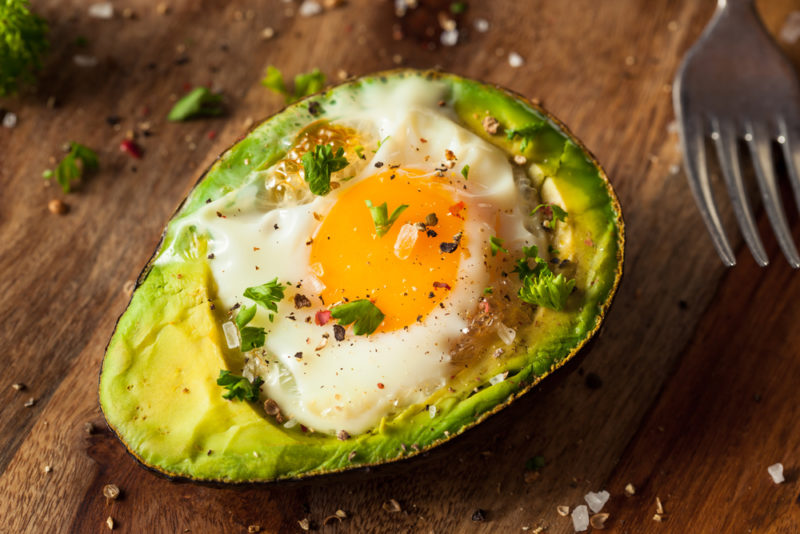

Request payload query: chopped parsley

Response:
[330,299,385,336]
[531,203,568,228]
[354,145,365,159]
[505,123,543,152]
[43,142,98,193]
[167,87,224,121]
[514,245,575,311]
[461,164,470,179]
[483,287,493,295]
[216,370,263,402]
[261,65,325,103]
[302,144,349,196]
[235,304,256,330]
[365,200,408,237]
[489,236,507,256]
[239,326,266,351]
[243,278,286,321]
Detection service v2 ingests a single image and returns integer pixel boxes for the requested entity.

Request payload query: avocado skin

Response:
[99,69,624,484]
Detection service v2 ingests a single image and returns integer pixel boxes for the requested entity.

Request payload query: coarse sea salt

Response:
[222,321,240,349]
[440,29,458,47]
[768,462,785,484]
[73,55,98,67]
[571,505,589,532]
[299,0,322,17]
[508,52,524,68]
[474,18,489,33]
[88,2,113,19]
[2,112,18,129]
[496,321,516,345]
[585,490,610,513]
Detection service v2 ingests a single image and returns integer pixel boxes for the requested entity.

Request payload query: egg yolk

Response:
[309,168,465,332]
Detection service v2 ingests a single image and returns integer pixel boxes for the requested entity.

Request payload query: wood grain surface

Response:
[2,0,800,532]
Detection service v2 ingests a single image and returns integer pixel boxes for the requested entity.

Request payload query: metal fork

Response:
[674,0,800,267]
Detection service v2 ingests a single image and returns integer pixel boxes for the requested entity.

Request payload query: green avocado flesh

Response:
[99,70,624,482]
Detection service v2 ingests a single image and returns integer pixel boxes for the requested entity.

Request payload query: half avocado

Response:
[99,69,624,483]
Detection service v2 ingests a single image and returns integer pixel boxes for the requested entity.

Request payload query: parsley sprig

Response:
[216,370,263,402]
[302,144,349,196]
[531,203,568,228]
[235,304,266,351]
[490,236,508,256]
[330,300,385,336]
[365,200,408,237]
[0,0,49,96]
[43,142,98,193]
[262,65,325,103]
[244,278,286,322]
[167,87,224,121]
[514,245,575,311]
[506,124,543,152]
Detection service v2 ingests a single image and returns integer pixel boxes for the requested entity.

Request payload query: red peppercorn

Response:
[120,139,143,159]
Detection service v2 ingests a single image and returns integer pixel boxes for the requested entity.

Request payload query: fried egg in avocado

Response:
[168,79,554,436]
[101,70,622,483]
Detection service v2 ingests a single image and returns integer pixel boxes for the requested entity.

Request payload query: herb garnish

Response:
[167,87,224,121]
[43,142,98,193]
[354,145,365,159]
[513,245,575,311]
[216,370,263,402]
[234,304,266,351]
[244,278,286,321]
[531,203,568,228]
[365,200,408,237]
[461,164,470,179]
[489,236,507,256]
[0,0,49,96]
[261,65,325,103]
[505,124,543,152]
[235,305,256,330]
[330,300,385,336]
[302,144,349,196]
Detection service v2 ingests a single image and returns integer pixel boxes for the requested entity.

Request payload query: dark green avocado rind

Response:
[100,69,624,483]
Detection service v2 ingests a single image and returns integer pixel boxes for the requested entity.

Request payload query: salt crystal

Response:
[474,18,489,33]
[88,2,114,19]
[768,462,785,484]
[305,273,326,294]
[428,405,437,418]
[283,418,298,428]
[299,0,322,16]
[73,55,98,67]
[496,322,516,345]
[489,372,508,386]
[394,223,418,260]
[571,505,589,532]
[585,490,610,513]
[2,112,17,129]
[780,11,800,44]
[508,52,524,68]
[440,29,458,47]
[222,321,240,349]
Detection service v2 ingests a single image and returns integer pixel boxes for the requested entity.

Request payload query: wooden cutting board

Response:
[2,0,800,532]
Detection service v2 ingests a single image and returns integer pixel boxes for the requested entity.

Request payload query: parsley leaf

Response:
[216,370,263,401]
[354,145,365,159]
[167,87,224,121]
[490,236,508,256]
[483,287,493,295]
[461,164,470,179]
[506,123,543,152]
[43,142,98,193]
[514,245,575,311]
[365,200,408,237]
[235,304,256,330]
[261,65,325,103]
[301,144,349,196]
[0,0,49,96]
[243,278,286,321]
[531,203,568,228]
[240,326,266,351]
[330,300,385,336]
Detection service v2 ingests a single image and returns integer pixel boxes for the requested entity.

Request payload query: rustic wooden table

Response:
[3,0,800,532]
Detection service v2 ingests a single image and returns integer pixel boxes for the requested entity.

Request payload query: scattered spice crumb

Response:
[471,509,486,522]
[347,450,356,461]
[337,429,350,441]
[84,422,95,434]
[247,525,261,533]
[557,505,570,517]
[297,518,310,531]
[655,496,664,515]
[47,199,69,216]
[103,484,121,501]
[106,516,115,530]
[382,499,401,513]
[514,155,527,165]
[624,483,636,496]
[44,465,52,473]
[261,27,275,40]
[590,513,609,530]
[653,513,666,523]
[123,280,135,296]
[156,2,169,15]
[12,383,25,391]
[482,115,500,135]
[24,397,36,407]
[768,462,785,484]
[299,0,322,17]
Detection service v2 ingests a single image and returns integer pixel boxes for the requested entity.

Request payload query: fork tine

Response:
[678,116,737,266]
[710,118,768,266]
[778,119,800,212]
[746,121,800,268]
